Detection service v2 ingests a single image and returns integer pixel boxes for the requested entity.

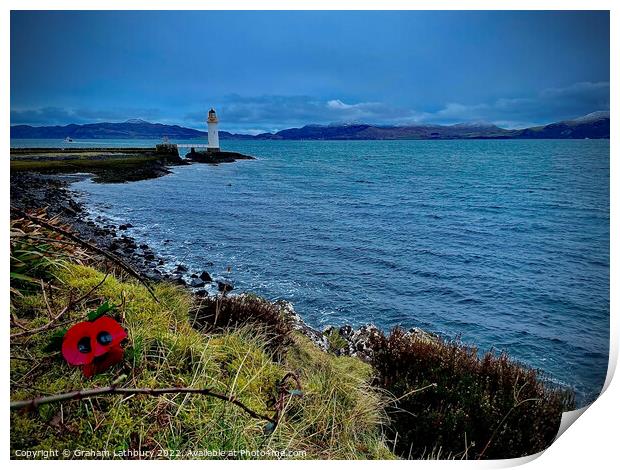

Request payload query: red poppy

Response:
[61,315,127,377]
[62,321,96,366]
[82,346,125,378]
[90,315,127,356]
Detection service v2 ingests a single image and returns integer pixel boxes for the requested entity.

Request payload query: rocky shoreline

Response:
[185,148,255,164]
[11,170,437,360]
[10,172,217,289]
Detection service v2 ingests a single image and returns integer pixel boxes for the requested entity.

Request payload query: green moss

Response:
[11,263,393,459]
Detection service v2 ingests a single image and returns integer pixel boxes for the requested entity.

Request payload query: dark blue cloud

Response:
[11,107,75,126]
[14,81,609,133]
[11,107,165,126]
[422,81,610,128]
[10,11,609,132]
[183,95,418,132]
[182,81,609,132]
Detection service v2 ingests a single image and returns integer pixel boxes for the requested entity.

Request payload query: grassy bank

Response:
[11,263,391,459]
[10,157,179,184]
[10,155,162,171]
[10,211,573,459]
[10,146,183,182]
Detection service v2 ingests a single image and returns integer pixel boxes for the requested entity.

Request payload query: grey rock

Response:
[339,325,353,340]
[168,274,186,286]
[189,278,206,288]
[276,300,328,352]
[217,281,234,293]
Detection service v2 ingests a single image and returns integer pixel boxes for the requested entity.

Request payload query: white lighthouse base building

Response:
[207,108,220,153]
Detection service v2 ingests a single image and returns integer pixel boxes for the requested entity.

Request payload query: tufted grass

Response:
[10,216,570,460]
[10,263,393,460]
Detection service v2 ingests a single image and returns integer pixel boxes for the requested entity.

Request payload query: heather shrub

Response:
[370,328,574,459]
[192,294,294,357]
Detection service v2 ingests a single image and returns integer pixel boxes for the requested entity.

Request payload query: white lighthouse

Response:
[207,108,220,153]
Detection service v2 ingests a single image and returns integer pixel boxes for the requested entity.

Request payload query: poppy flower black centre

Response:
[97,331,113,346]
[77,337,91,353]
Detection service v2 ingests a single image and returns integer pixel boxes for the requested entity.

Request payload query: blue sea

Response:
[13,138,609,405]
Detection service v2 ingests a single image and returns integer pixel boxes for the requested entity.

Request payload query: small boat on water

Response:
[64,137,74,143]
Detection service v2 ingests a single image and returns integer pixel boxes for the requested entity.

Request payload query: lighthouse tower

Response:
[207,108,220,153]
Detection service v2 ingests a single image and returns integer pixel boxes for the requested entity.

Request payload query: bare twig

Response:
[40,280,54,318]
[10,312,28,331]
[10,207,158,302]
[11,272,110,339]
[10,385,276,424]
[10,355,33,362]
[17,233,90,250]
[393,382,437,402]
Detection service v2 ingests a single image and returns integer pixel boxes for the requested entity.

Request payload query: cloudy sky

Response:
[11,10,609,133]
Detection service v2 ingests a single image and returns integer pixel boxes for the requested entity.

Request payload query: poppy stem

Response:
[10,385,276,424]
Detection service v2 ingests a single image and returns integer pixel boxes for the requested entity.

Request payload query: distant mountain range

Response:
[10,112,610,141]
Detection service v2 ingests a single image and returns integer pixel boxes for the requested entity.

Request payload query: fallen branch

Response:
[18,233,94,251]
[10,385,276,424]
[10,207,158,302]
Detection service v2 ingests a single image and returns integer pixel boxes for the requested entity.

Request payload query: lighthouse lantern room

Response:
[207,108,220,153]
